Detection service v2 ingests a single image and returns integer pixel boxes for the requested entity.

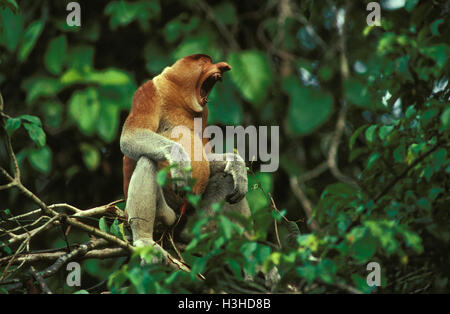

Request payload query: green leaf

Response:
[228,50,272,106]
[67,46,94,70]
[23,121,46,147]
[5,117,21,134]
[349,124,368,150]
[73,290,89,294]
[219,216,233,240]
[430,19,444,36]
[283,77,333,135]
[28,146,51,174]
[156,168,169,186]
[350,228,377,261]
[97,101,120,143]
[441,107,450,130]
[144,41,170,74]
[296,264,317,283]
[61,67,133,89]
[351,274,373,294]
[247,172,273,213]
[317,259,337,283]
[400,228,423,253]
[207,79,242,125]
[393,143,406,162]
[226,258,243,280]
[22,76,62,104]
[99,217,108,233]
[345,78,372,108]
[104,0,160,30]
[428,187,443,200]
[365,125,378,143]
[68,88,100,135]
[3,244,12,255]
[187,193,201,206]
[421,108,439,127]
[18,20,44,62]
[405,105,416,119]
[0,7,23,51]
[19,114,41,125]
[110,219,121,238]
[172,34,222,63]
[44,35,68,75]
[365,221,398,255]
[417,198,431,211]
[378,125,394,140]
[420,45,448,70]
[42,101,63,129]
[80,143,100,171]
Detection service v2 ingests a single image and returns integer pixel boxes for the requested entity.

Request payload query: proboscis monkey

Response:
[120,54,250,257]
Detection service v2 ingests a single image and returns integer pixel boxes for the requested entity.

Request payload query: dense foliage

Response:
[0,0,449,293]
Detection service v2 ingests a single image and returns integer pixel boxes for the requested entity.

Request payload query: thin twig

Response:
[197,0,240,50]
[289,177,320,231]
[29,266,52,294]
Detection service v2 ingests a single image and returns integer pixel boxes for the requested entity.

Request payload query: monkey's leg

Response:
[126,157,176,251]
[155,182,176,226]
[126,156,158,246]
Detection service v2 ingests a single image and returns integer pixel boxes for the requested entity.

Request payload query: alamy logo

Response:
[366,262,381,287]
[66,2,81,27]
[66,262,81,287]
[170,118,279,172]
[366,2,381,26]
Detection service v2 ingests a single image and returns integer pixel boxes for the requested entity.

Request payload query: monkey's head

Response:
[156,54,231,112]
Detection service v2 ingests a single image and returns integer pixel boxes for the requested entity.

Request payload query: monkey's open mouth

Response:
[199,72,222,106]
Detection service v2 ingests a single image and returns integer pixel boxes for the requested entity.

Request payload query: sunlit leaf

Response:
[44,35,68,75]
[68,88,100,135]
[228,50,272,106]
[283,77,333,135]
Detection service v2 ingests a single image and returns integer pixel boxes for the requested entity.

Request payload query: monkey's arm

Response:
[207,153,248,203]
[120,128,186,163]
[121,79,192,189]
[120,127,191,190]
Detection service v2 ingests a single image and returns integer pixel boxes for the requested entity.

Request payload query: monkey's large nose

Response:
[216,62,232,72]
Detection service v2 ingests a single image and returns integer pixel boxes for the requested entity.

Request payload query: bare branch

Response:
[289,177,320,231]
[197,0,240,50]
[29,266,52,294]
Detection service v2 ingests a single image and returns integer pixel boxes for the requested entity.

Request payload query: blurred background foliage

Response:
[0,0,449,293]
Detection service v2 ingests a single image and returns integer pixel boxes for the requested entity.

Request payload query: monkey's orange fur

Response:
[122,54,231,199]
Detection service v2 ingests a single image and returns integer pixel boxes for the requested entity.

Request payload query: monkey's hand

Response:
[167,143,192,193]
[224,155,248,204]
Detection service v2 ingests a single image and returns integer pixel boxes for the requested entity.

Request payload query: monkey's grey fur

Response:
[120,128,250,256]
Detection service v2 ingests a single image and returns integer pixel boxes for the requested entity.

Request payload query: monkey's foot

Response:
[133,238,169,265]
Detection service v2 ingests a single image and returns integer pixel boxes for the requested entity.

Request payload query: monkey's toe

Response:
[134,238,169,265]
